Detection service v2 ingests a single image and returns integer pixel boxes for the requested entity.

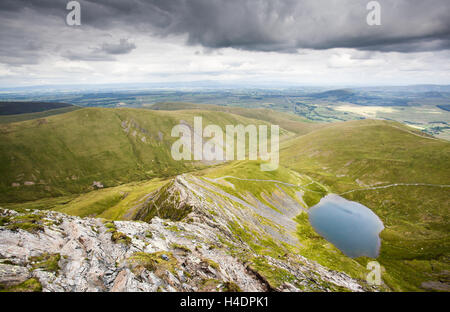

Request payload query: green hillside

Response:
[280,119,449,186]
[0,106,448,291]
[280,119,450,291]
[0,107,281,202]
[150,102,321,135]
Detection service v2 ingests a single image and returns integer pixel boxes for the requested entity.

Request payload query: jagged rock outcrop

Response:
[0,208,263,292]
[0,175,376,292]
[134,178,196,222]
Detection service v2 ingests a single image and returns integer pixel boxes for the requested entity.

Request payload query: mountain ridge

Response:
[0,105,448,292]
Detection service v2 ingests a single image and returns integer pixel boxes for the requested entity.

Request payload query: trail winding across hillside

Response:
[210,175,325,193]
[339,182,450,195]
[211,176,450,197]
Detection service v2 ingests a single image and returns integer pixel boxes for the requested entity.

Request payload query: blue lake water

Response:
[308,194,384,258]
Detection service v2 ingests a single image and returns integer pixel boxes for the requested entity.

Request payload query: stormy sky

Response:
[1,0,450,87]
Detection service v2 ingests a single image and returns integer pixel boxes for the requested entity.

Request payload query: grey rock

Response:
[0,174,375,292]
[0,263,30,286]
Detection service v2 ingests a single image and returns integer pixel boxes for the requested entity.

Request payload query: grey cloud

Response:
[0,21,45,66]
[0,0,449,67]
[62,50,116,62]
[77,0,450,53]
[62,39,135,61]
[99,39,136,55]
[166,0,450,53]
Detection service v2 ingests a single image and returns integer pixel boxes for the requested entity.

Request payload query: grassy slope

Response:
[281,119,449,186]
[1,105,448,291]
[280,119,450,291]
[196,161,379,286]
[150,102,321,135]
[0,107,280,203]
[2,178,168,221]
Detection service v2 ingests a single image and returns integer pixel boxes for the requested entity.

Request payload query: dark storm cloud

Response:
[149,0,450,53]
[0,0,450,66]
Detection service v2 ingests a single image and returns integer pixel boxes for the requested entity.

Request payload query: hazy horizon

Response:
[1,0,450,88]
